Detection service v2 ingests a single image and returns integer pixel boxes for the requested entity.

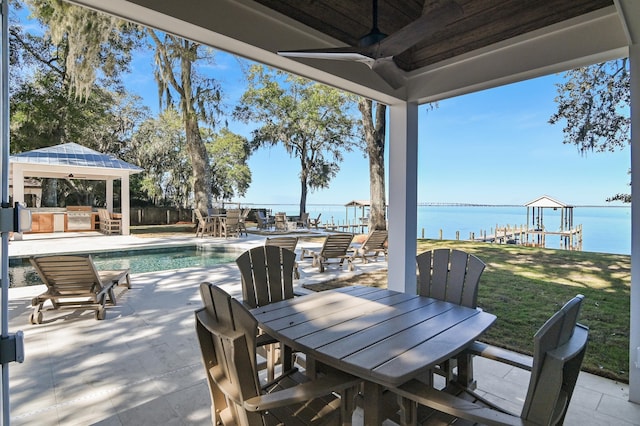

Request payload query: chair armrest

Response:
[392,379,527,426]
[467,341,533,371]
[256,333,279,347]
[244,371,361,412]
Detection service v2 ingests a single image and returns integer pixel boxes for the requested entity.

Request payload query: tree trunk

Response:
[299,166,308,217]
[181,53,211,211]
[359,99,387,231]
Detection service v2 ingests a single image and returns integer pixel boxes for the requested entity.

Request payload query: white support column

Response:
[629,41,640,404]
[106,179,114,213]
[387,101,418,293]
[121,175,130,236]
[10,164,23,205]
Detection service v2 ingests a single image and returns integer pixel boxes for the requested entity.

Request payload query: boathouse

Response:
[523,195,582,250]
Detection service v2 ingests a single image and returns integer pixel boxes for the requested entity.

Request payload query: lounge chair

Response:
[308,213,322,229]
[301,233,354,272]
[98,209,121,235]
[350,229,388,263]
[391,294,588,426]
[195,283,360,425]
[29,254,131,324]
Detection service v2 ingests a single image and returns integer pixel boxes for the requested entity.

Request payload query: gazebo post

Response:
[106,178,114,213]
[121,174,130,235]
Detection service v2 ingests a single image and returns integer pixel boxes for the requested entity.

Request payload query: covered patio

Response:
[1,0,639,422]
[57,0,640,401]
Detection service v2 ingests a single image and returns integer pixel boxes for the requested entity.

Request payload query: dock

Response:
[470,224,583,251]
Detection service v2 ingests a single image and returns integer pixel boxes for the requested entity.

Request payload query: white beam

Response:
[121,175,130,235]
[387,101,418,293]
[106,179,114,213]
[629,41,640,404]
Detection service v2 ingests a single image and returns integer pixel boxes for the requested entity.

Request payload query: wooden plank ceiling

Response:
[253,0,614,71]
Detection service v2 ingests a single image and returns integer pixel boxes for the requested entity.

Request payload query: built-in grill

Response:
[66,206,93,231]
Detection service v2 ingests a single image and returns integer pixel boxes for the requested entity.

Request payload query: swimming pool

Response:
[9,245,240,288]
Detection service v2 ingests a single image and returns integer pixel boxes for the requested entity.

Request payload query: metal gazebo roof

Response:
[10,142,142,179]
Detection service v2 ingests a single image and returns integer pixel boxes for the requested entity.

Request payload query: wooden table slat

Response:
[309,300,451,358]
[371,311,497,385]
[339,308,478,371]
[296,297,440,349]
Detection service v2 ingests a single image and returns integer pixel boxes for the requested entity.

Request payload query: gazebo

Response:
[9,143,143,235]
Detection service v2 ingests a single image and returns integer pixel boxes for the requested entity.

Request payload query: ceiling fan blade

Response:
[278,46,376,63]
[371,58,406,89]
[375,1,463,58]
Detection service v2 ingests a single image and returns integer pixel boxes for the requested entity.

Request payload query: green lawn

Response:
[415,239,630,383]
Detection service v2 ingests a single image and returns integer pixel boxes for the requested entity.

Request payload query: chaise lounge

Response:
[29,254,131,324]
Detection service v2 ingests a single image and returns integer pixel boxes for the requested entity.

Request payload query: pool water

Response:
[9,245,239,288]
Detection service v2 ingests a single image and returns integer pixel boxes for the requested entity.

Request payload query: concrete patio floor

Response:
[6,231,640,425]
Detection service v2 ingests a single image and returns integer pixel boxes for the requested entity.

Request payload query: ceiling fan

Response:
[278,0,463,89]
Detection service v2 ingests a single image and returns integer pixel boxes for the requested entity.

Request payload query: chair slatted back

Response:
[309,213,322,228]
[237,245,296,309]
[194,209,208,228]
[265,236,298,253]
[298,212,309,227]
[522,294,588,425]
[416,249,485,308]
[321,233,354,258]
[274,213,287,230]
[30,255,102,296]
[362,229,388,251]
[196,283,262,425]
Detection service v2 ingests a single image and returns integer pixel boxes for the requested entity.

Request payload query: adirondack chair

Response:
[193,209,213,237]
[391,294,588,426]
[237,245,298,380]
[265,236,300,278]
[29,254,131,324]
[238,207,251,236]
[416,248,486,381]
[301,233,355,272]
[221,209,241,238]
[350,229,388,263]
[274,212,287,231]
[416,248,485,308]
[296,212,309,228]
[256,210,273,230]
[195,282,361,425]
[98,209,121,235]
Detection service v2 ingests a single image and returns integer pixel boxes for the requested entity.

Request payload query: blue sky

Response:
[16,4,629,207]
[128,47,631,207]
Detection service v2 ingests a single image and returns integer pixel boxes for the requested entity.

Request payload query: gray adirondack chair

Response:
[416,248,486,381]
[265,236,300,278]
[237,245,297,380]
[195,282,360,425]
[391,294,588,426]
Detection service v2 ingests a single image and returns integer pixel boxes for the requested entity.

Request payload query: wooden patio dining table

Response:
[251,285,497,425]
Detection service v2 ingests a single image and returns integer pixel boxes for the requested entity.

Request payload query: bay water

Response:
[256,204,631,255]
